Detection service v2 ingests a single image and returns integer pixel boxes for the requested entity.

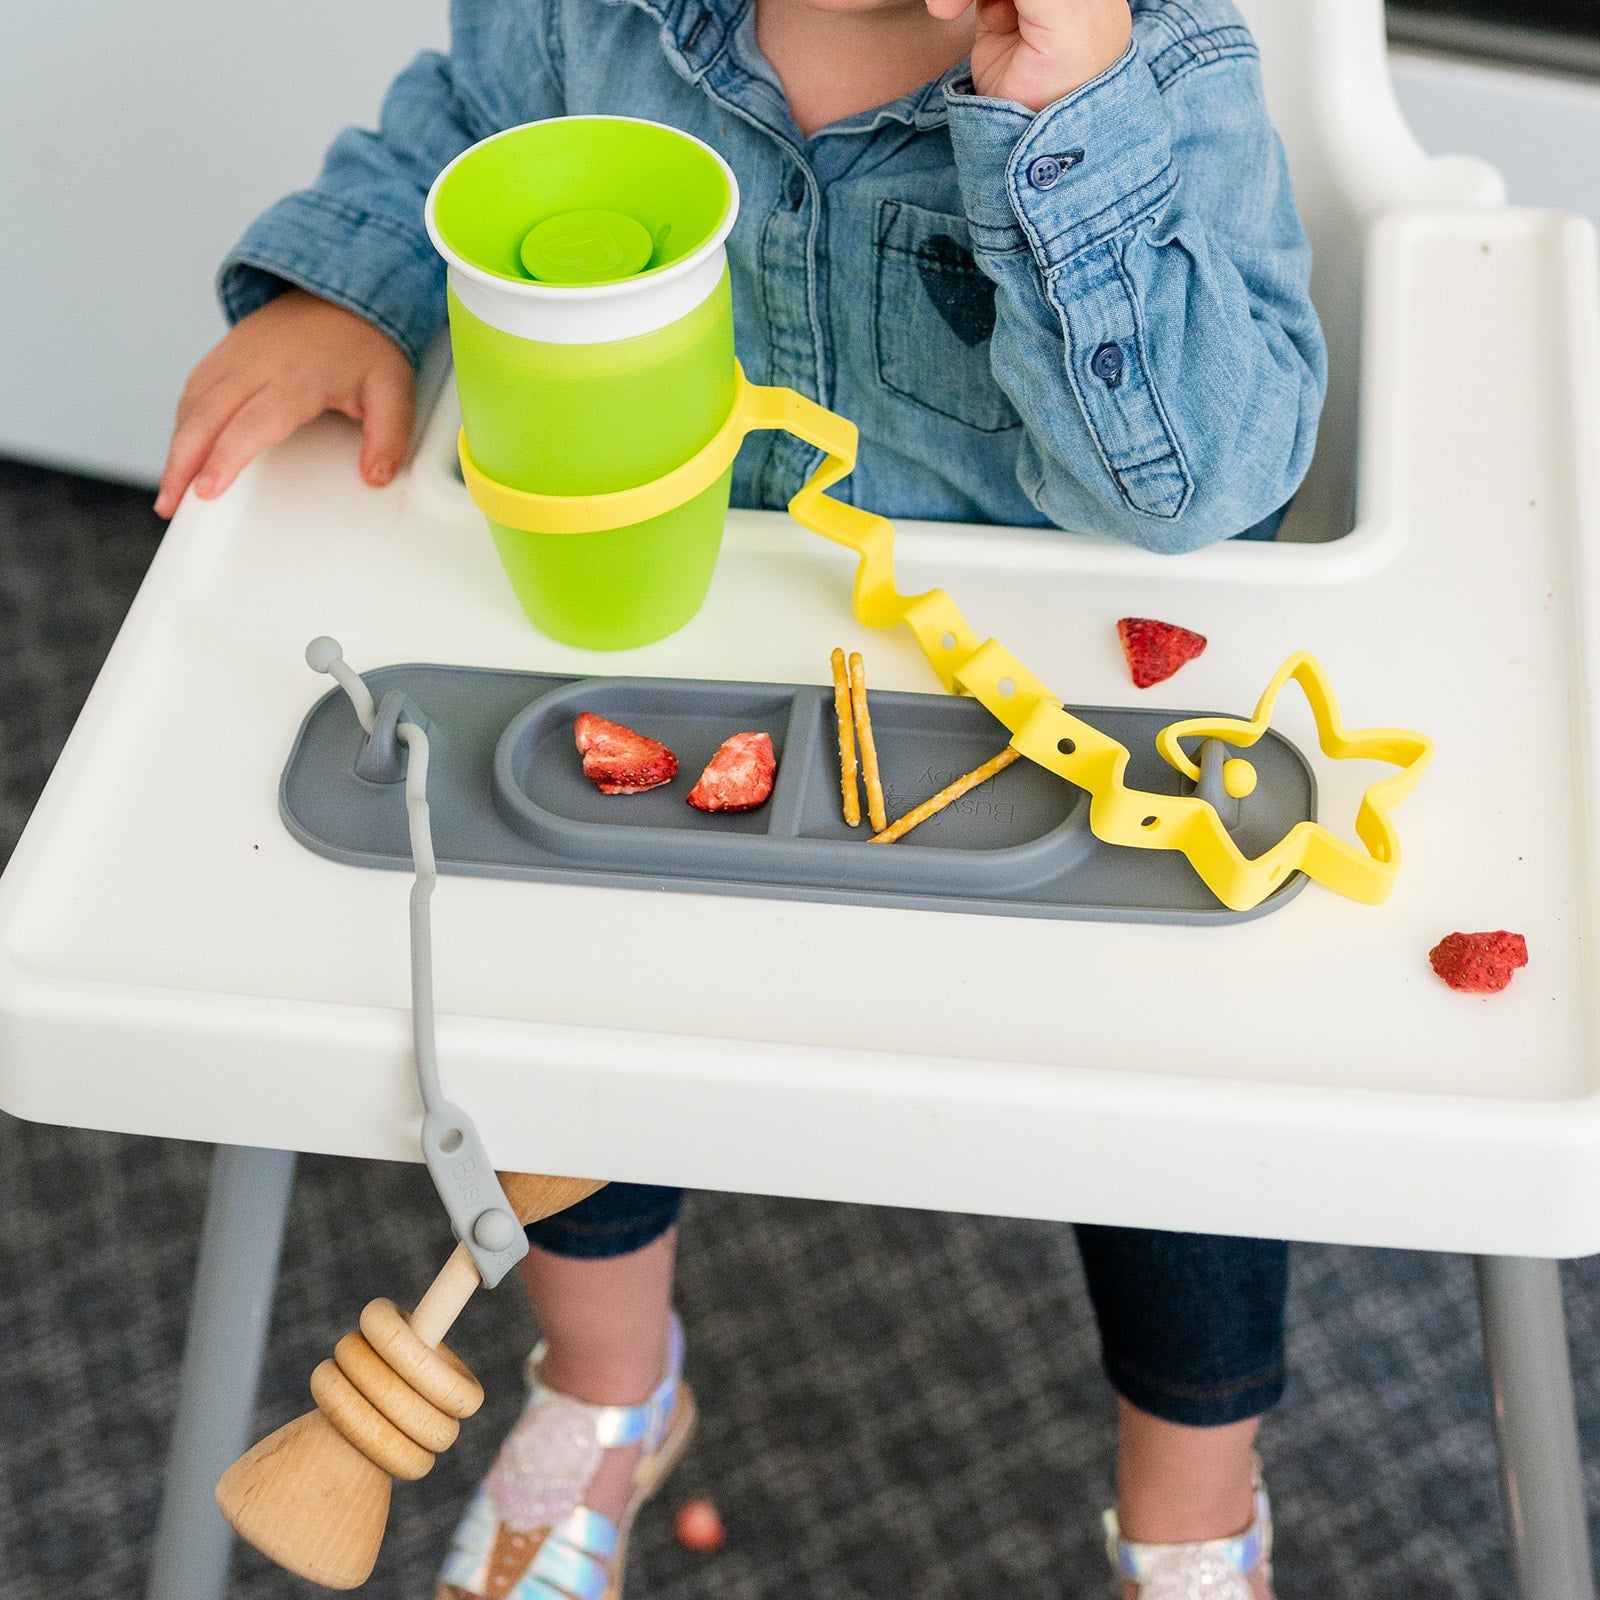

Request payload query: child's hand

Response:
[155,288,414,518]
[925,0,1131,114]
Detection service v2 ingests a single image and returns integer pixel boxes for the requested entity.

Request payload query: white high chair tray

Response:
[2,208,1598,1258]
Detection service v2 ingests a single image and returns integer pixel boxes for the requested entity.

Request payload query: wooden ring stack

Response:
[309,1301,483,1480]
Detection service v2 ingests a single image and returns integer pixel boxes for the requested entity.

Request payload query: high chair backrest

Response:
[1229,0,1503,540]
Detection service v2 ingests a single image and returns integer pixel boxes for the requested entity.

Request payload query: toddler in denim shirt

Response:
[159,1,1322,1594]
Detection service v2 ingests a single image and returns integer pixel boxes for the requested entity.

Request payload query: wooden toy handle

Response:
[216,1173,605,1590]
[411,1173,607,1344]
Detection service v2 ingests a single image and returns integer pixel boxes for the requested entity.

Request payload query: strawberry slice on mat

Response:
[574,713,679,795]
[1116,616,1207,689]
[687,731,776,812]
[1429,930,1529,994]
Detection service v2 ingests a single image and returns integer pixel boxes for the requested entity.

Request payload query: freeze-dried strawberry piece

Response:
[674,1498,726,1553]
[687,732,776,812]
[1116,617,1208,689]
[574,713,678,795]
[1428,930,1529,994]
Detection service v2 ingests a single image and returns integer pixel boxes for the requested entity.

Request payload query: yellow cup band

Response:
[457,365,851,536]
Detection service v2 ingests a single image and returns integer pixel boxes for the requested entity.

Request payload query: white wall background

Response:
[0,2,447,484]
[1391,49,1600,235]
[1,11,1597,488]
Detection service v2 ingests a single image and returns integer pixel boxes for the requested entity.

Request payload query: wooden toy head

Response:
[219,1411,395,1589]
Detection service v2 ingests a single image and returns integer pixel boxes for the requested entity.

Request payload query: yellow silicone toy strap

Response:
[455,370,1434,911]
[760,384,1434,912]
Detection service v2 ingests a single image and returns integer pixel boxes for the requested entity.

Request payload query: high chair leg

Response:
[1475,1256,1595,1600]
[147,1144,297,1600]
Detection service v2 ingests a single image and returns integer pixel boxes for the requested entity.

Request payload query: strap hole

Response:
[940,632,957,651]
[998,677,1016,697]
[1058,737,1076,755]
[1141,815,1159,830]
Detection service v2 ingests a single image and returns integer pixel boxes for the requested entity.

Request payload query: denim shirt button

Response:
[1026,154,1063,191]
[1092,342,1125,387]
[784,167,807,209]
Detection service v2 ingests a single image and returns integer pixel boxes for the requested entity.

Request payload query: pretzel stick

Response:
[830,648,861,826]
[871,748,1021,845]
[847,652,888,833]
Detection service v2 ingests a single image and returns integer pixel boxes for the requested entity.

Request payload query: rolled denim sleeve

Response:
[218,4,566,368]
[945,35,1326,552]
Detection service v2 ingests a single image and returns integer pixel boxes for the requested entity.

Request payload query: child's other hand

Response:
[925,0,1131,114]
[155,288,414,518]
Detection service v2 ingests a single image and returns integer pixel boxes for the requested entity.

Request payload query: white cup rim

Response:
[424,115,740,309]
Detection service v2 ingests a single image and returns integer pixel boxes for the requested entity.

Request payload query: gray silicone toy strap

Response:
[305,638,527,1288]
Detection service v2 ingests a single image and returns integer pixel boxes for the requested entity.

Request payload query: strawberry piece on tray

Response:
[1428,930,1529,994]
[687,731,776,812]
[1116,616,1207,689]
[574,713,679,795]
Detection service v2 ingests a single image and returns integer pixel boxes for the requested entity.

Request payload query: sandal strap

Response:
[523,1313,684,1452]
[522,1511,616,1600]
[1102,1475,1272,1585]
[439,1494,622,1599]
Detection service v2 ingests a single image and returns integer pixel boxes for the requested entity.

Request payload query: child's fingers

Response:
[191,386,318,502]
[924,0,973,18]
[155,380,266,517]
[355,365,416,488]
[974,0,1021,38]
[177,341,241,406]
[156,434,206,518]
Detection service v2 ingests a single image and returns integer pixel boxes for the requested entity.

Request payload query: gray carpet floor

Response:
[1,457,1598,1599]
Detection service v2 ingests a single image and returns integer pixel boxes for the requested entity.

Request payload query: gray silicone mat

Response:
[279,664,1316,923]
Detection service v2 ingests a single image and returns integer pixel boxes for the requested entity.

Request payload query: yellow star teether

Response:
[461,368,1435,911]
[1152,654,1435,906]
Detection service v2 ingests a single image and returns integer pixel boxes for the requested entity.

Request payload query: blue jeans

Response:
[528,1186,1286,1429]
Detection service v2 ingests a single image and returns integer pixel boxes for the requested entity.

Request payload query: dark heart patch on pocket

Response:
[915,234,997,348]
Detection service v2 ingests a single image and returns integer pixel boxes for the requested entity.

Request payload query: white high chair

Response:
[1,2,1598,1597]
[1239,0,1507,546]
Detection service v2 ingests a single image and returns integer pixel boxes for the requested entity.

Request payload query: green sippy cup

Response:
[426,116,740,649]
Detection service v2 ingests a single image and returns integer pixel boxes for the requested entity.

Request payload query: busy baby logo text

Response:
[889,764,1014,829]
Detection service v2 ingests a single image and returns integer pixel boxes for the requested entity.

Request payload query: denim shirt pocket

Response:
[873,200,1021,435]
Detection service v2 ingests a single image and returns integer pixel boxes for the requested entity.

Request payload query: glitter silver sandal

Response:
[1101,1460,1273,1600]
[436,1315,694,1600]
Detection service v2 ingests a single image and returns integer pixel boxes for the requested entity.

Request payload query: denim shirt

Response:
[219,0,1326,551]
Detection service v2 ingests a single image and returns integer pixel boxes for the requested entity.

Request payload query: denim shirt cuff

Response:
[945,42,1175,268]
[216,190,447,370]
